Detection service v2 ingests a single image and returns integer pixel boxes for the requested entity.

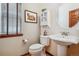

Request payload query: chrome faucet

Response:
[61,32,69,36]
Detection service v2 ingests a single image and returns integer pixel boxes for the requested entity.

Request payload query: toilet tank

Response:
[40,36,49,46]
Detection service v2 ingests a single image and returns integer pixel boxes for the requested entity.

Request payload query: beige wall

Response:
[0,3,1,34]
[59,3,79,36]
[0,3,40,56]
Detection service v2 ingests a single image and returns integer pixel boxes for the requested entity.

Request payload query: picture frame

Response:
[24,10,37,23]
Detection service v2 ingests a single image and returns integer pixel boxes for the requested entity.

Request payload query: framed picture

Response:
[25,10,37,23]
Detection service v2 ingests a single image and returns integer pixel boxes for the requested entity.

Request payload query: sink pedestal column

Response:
[57,45,67,56]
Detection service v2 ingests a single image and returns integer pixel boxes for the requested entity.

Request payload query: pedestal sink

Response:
[54,40,72,56]
[48,34,79,56]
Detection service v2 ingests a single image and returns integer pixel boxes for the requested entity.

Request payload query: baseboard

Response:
[46,51,54,56]
[21,52,29,56]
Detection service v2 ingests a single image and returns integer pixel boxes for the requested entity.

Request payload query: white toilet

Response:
[29,36,50,56]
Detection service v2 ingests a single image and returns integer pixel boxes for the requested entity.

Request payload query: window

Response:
[0,3,23,38]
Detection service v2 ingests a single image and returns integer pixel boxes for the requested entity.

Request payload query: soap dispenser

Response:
[43,30,47,36]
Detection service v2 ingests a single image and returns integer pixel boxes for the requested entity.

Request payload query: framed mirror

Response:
[69,9,79,28]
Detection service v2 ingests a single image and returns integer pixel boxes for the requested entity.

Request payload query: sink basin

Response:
[48,34,79,56]
[48,34,79,44]
[53,40,72,46]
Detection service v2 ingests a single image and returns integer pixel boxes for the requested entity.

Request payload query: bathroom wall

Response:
[0,3,40,56]
[22,3,40,53]
[39,3,63,35]
[59,3,79,36]
[39,3,79,36]
[0,4,1,34]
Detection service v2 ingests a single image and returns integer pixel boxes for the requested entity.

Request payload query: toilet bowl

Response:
[29,44,43,56]
[29,36,49,56]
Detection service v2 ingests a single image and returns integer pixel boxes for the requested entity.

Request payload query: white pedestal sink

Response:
[57,45,67,56]
[54,40,72,56]
[48,34,79,56]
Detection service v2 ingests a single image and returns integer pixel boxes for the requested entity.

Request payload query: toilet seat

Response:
[29,44,43,56]
[29,44,43,51]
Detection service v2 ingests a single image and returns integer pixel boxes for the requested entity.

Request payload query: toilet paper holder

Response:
[22,39,27,44]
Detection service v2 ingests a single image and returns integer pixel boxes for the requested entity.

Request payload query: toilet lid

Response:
[29,44,42,51]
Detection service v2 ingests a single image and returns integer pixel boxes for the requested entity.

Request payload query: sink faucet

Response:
[61,32,69,36]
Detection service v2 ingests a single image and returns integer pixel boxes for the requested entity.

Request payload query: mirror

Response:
[69,9,79,28]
